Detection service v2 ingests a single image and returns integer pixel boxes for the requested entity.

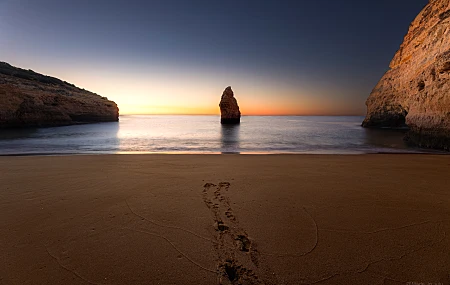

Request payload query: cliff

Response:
[0,62,119,128]
[362,0,450,150]
[219,86,241,124]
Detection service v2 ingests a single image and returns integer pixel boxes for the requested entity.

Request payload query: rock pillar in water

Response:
[219,86,241,124]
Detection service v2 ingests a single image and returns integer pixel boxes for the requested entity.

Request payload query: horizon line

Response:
[119,114,366,117]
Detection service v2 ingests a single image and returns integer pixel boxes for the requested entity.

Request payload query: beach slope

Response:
[0,155,449,284]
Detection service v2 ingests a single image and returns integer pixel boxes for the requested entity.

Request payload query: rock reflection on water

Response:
[221,124,240,154]
[362,128,409,150]
[0,122,120,155]
[0,128,39,140]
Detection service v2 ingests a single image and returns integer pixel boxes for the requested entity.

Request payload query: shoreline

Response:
[0,150,448,157]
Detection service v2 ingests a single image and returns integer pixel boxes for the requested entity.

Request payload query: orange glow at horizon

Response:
[5,58,366,117]
[116,93,328,116]
[95,81,365,116]
[118,101,361,116]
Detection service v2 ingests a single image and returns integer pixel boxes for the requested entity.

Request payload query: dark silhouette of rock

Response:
[362,0,450,150]
[219,86,241,124]
[0,62,119,128]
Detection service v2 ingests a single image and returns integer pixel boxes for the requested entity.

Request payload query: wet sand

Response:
[0,154,449,285]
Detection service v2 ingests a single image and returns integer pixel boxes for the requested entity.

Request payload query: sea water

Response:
[0,115,439,155]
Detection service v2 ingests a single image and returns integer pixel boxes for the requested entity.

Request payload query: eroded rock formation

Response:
[0,62,119,128]
[363,0,450,150]
[219,86,241,124]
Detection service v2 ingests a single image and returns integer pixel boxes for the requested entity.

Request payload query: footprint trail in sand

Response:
[202,182,269,285]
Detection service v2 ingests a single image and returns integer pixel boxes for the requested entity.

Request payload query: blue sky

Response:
[1,0,428,115]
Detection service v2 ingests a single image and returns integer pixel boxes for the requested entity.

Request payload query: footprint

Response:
[225,211,235,221]
[219,260,260,284]
[216,221,229,232]
[224,261,238,282]
[236,235,251,252]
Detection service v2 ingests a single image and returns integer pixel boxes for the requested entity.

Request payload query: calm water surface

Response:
[0,115,439,155]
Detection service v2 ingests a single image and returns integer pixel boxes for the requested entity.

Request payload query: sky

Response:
[0,0,428,115]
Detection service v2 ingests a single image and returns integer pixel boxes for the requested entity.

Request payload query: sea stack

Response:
[0,62,119,128]
[362,0,450,150]
[219,86,241,124]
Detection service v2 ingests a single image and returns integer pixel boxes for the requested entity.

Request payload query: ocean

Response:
[0,115,439,155]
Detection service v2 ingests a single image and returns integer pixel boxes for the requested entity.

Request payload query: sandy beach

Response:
[0,154,449,285]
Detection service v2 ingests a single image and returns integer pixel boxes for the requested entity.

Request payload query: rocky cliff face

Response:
[219,86,241,124]
[363,0,450,150]
[0,62,119,128]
